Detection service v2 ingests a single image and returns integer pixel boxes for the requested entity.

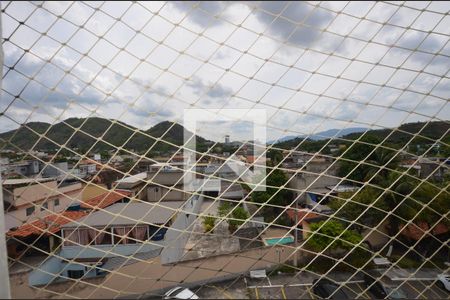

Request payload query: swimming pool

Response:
[263,235,295,246]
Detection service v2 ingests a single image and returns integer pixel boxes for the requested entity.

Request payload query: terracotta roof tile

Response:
[286,209,321,223]
[80,190,131,209]
[7,211,88,238]
[399,221,448,240]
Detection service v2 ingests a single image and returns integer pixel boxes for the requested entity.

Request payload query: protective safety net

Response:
[1,1,449,299]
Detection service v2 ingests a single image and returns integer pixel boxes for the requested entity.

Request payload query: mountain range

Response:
[268,127,368,144]
[0,118,448,154]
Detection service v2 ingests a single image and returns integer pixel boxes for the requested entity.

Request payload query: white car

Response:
[164,287,199,299]
[437,274,450,292]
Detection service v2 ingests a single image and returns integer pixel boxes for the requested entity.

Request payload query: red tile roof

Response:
[400,221,448,240]
[7,211,88,238]
[80,189,131,209]
[7,190,131,238]
[286,209,321,223]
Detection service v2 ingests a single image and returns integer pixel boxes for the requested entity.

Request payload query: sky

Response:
[1,1,449,143]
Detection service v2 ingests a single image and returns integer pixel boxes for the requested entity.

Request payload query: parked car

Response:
[437,274,450,292]
[164,287,199,299]
[363,273,408,299]
[312,278,349,299]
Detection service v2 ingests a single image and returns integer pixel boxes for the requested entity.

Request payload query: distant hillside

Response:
[273,121,450,154]
[0,118,209,154]
[343,121,450,145]
[268,127,368,144]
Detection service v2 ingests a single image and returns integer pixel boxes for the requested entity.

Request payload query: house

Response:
[400,157,449,182]
[146,167,191,202]
[28,201,184,286]
[3,178,83,232]
[4,160,40,177]
[112,172,148,200]
[6,190,130,257]
[41,162,69,179]
[285,154,340,205]
[286,208,326,240]
[78,162,97,175]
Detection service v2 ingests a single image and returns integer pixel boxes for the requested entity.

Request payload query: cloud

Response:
[186,78,234,99]
[1,1,448,141]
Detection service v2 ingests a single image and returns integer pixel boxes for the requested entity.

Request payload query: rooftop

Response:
[286,209,323,223]
[81,189,131,209]
[2,177,56,186]
[114,172,147,184]
[7,210,89,238]
[63,201,185,228]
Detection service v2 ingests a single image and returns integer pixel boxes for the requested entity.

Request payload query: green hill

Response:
[0,117,209,154]
[272,121,450,156]
[343,121,450,145]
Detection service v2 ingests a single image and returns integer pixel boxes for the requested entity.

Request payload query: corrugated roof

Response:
[7,211,88,238]
[81,190,131,209]
[62,201,185,228]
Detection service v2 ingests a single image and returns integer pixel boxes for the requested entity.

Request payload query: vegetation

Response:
[0,117,211,153]
[218,201,233,217]
[202,215,216,233]
[228,206,250,233]
[306,220,363,252]
[217,202,250,233]
[328,130,450,246]
[251,168,293,223]
[272,121,450,158]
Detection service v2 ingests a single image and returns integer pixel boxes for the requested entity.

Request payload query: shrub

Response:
[202,215,216,233]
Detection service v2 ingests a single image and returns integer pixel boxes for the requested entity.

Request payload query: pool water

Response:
[264,236,294,246]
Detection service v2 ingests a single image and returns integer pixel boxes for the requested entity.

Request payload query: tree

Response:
[337,135,383,184]
[228,206,250,233]
[306,220,362,252]
[251,168,293,206]
[267,149,283,165]
[329,168,449,239]
[251,168,293,223]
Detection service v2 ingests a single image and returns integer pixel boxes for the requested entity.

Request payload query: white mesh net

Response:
[1,1,449,299]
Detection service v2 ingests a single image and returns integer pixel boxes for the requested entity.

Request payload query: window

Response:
[67,270,84,279]
[40,202,48,211]
[26,206,35,216]
[94,228,113,245]
[113,227,127,244]
[63,229,79,246]
[54,199,60,206]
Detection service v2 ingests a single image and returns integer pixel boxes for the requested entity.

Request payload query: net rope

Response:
[1,1,449,299]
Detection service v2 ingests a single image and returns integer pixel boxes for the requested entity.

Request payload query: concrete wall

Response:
[28,242,165,286]
[147,185,189,202]
[12,181,58,207]
[287,171,339,202]
[160,195,204,264]
[42,162,69,178]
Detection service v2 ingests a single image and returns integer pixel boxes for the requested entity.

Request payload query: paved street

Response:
[194,272,449,299]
